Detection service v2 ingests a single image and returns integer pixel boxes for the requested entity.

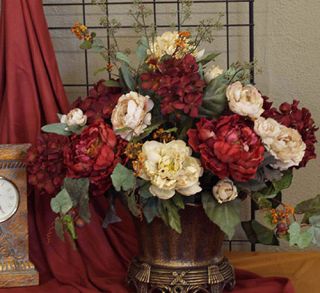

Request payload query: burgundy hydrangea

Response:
[71,80,122,123]
[188,115,265,182]
[63,120,127,196]
[140,54,205,117]
[26,134,69,195]
[263,98,318,167]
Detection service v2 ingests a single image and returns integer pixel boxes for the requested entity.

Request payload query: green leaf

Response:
[91,38,105,53]
[309,215,320,246]
[80,40,92,50]
[139,182,153,202]
[55,217,65,241]
[120,63,135,90]
[198,62,204,80]
[94,67,108,76]
[131,121,163,143]
[172,194,185,209]
[111,163,136,192]
[241,221,258,244]
[295,194,320,214]
[63,215,77,240]
[50,189,73,215]
[116,52,131,64]
[288,222,313,249]
[64,178,91,223]
[201,192,240,239]
[198,52,221,65]
[199,74,228,117]
[272,169,293,192]
[251,192,272,209]
[136,36,148,63]
[159,200,182,234]
[252,220,279,245]
[127,193,141,217]
[143,197,159,224]
[104,79,121,87]
[41,123,71,136]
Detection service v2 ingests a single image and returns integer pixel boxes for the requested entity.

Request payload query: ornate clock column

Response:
[0,144,39,287]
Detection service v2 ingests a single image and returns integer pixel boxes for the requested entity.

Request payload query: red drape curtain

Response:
[0,0,69,144]
[0,0,295,292]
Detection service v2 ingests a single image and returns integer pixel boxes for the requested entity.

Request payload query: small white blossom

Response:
[60,108,87,128]
[212,179,238,204]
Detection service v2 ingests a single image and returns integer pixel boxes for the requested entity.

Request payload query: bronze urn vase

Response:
[128,204,235,293]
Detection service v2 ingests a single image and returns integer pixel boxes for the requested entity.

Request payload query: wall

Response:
[254,0,320,207]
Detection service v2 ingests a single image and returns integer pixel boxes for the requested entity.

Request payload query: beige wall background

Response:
[42,0,320,250]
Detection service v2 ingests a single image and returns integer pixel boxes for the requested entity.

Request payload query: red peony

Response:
[63,120,126,196]
[140,54,205,117]
[188,115,265,182]
[263,99,318,167]
[71,80,122,124]
[26,134,68,195]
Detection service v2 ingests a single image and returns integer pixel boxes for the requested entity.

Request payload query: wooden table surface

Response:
[226,251,320,293]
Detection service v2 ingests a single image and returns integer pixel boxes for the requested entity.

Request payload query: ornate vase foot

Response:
[128,257,235,293]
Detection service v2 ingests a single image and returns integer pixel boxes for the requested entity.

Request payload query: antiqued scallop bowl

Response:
[128,204,235,293]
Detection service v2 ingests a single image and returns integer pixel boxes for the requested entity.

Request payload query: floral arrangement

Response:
[26,1,319,249]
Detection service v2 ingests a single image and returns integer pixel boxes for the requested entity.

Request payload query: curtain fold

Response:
[0,0,69,144]
[0,0,296,292]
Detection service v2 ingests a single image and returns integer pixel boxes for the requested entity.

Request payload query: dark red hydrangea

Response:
[188,115,265,182]
[71,80,122,124]
[263,98,318,167]
[63,120,127,196]
[140,54,205,117]
[26,134,69,195]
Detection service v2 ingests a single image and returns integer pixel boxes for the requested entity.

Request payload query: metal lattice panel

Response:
[43,0,256,252]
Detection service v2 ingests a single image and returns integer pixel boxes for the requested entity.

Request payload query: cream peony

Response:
[254,117,282,145]
[60,108,87,128]
[226,81,264,119]
[147,31,197,60]
[212,179,238,204]
[148,31,179,60]
[204,65,223,83]
[254,117,306,170]
[111,91,154,141]
[138,140,203,199]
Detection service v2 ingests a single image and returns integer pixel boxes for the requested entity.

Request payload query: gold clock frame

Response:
[0,144,39,288]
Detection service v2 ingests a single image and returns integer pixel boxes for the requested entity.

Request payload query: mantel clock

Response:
[0,144,38,287]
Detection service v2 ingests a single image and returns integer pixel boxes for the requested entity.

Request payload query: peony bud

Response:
[212,179,238,204]
[60,108,87,128]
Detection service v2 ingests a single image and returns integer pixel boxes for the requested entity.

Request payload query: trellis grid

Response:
[43,0,256,252]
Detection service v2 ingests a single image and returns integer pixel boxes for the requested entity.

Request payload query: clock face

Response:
[0,177,20,223]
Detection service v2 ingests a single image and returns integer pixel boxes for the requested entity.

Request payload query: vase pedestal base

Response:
[128,257,235,293]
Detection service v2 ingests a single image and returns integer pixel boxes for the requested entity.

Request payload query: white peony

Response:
[212,179,238,204]
[226,81,264,119]
[254,117,306,170]
[204,65,223,83]
[269,126,306,170]
[147,31,197,60]
[111,91,154,141]
[254,117,282,145]
[60,108,87,128]
[137,140,203,200]
[148,31,179,60]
